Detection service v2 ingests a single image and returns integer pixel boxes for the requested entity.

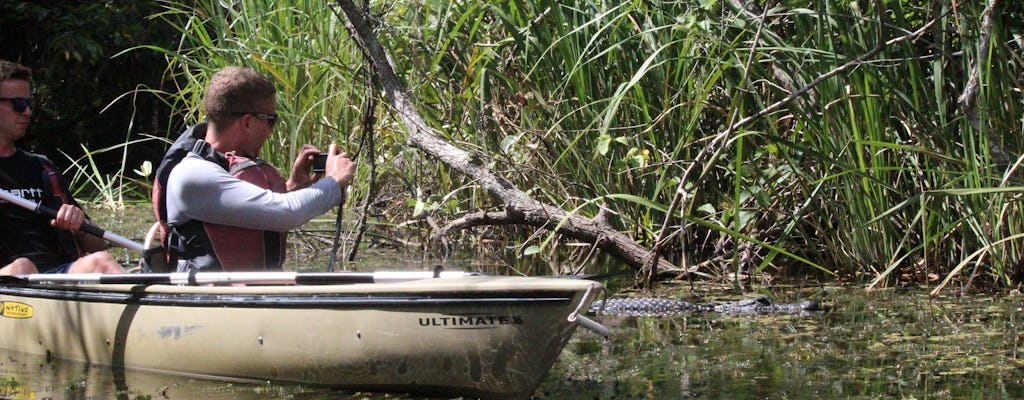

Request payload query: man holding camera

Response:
[153,66,356,272]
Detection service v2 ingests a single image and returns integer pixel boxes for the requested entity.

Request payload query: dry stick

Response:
[959,0,999,295]
[323,0,372,270]
[332,0,676,274]
[728,0,816,108]
[957,0,1005,164]
[643,4,934,285]
[347,77,379,262]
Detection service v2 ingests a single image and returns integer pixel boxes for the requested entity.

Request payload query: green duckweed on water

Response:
[540,287,1024,400]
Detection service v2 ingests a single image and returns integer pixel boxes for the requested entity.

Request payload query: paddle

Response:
[0,270,479,286]
[0,189,145,254]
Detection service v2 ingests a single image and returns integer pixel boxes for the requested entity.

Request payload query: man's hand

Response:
[286,144,323,191]
[51,203,107,252]
[51,203,86,232]
[326,143,356,187]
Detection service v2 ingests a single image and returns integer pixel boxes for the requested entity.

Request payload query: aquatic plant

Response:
[135,0,1024,289]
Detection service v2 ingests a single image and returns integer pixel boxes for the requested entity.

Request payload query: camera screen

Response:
[312,153,328,173]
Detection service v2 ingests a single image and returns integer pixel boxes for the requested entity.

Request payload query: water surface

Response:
[1,285,1021,399]
[22,207,1021,398]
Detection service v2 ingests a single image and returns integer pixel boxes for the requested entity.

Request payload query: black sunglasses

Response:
[0,97,34,113]
[235,112,278,127]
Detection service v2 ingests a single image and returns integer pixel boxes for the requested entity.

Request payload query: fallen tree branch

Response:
[332,0,674,274]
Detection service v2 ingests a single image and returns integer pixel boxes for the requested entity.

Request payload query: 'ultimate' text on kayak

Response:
[419,315,524,329]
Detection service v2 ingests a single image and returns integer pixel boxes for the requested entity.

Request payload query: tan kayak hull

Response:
[0,276,602,399]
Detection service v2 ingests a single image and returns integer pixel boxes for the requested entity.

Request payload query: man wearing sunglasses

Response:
[0,60,126,275]
[154,66,356,272]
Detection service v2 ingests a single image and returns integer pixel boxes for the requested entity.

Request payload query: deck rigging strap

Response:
[0,270,478,286]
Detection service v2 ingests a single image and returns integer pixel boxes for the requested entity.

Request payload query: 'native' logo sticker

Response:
[1,302,33,319]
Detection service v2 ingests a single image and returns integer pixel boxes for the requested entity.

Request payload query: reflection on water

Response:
[0,351,351,399]
[2,287,1022,399]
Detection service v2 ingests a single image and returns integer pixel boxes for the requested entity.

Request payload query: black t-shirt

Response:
[0,150,79,269]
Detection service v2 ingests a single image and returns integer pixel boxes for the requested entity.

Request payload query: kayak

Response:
[0,273,605,399]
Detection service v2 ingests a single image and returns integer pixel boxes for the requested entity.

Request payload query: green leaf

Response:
[412,199,426,218]
[500,135,519,154]
[596,134,612,156]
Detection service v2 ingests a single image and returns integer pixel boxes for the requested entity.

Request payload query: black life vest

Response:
[151,123,287,272]
[0,150,82,266]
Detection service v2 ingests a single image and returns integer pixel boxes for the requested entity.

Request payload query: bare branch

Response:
[332,0,675,275]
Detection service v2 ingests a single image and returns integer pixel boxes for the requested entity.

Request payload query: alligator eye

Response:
[801,300,820,311]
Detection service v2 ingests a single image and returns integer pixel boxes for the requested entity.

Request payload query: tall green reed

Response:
[145,0,369,167]
[138,0,1024,287]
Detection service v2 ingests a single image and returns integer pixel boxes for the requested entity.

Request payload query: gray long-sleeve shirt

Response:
[166,153,343,231]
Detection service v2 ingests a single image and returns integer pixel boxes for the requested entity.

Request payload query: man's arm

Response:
[74,227,109,252]
[168,155,344,232]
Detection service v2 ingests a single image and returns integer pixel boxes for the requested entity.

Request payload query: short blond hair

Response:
[203,66,275,125]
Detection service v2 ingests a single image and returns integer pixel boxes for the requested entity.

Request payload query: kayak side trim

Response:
[0,285,578,309]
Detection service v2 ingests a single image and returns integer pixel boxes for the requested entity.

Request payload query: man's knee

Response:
[69,252,126,274]
[1,258,39,275]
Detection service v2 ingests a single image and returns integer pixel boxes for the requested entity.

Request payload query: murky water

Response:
[8,207,1021,399]
[543,286,1024,400]
[1,284,1021,399]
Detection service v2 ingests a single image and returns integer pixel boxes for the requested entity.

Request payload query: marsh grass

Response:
[62,136,164,208]
[131,0,1024,288]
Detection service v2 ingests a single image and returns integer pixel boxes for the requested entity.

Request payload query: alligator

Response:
[589,295,821,316]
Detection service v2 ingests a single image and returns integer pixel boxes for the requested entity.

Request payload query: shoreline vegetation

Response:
[11,1,1023,291]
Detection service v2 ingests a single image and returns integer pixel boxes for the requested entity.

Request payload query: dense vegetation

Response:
[0,1,175,203]
[6,1,1024,289]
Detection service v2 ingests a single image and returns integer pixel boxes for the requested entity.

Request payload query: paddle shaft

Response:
[3,270,475,286]
[0,190,145,254]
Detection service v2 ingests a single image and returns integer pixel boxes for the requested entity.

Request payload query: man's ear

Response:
[238,114,252,132]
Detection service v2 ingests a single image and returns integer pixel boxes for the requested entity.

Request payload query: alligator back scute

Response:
[589,297,697,316]
[590,295,821,316]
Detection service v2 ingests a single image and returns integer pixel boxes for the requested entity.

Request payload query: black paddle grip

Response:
[35,204,107,238]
